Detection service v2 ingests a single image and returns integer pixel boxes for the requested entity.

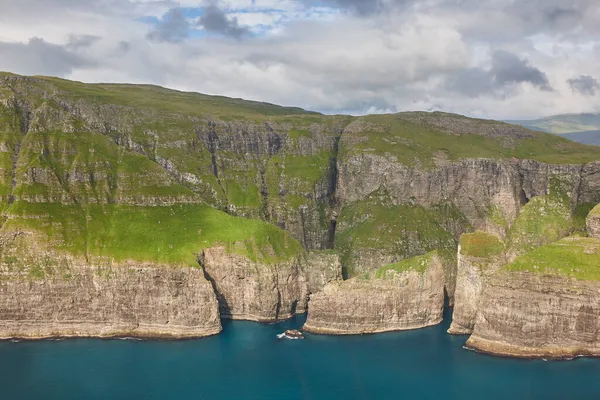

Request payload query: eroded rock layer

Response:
[467,270,600,358]
[0,232,222,339]
[303,252,445,334]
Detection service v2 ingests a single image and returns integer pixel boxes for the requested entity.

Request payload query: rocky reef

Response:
[303,252,445,334]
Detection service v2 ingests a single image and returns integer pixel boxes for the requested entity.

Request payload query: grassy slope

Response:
[341,113,600,168]
[5,202,301,266]
[335,192,470,276]
[0,105,301,266]
[460,231,505,258]
[374,251,437,278]
[504,236,600,280]
[506,179,573,255]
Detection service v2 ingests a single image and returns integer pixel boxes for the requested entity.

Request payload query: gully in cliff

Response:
[277,330,304,340]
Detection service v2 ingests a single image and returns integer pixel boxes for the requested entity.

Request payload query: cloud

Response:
[147,8,191,43]
[491,51,552,91]
[0,0,599,119]
[197,3,251,39]
[447,51,552,98]
[568,75,600,96]
[0,37,94,76]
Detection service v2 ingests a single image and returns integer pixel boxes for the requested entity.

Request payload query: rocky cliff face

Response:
[461,208,600,358]
[587,204,600,238]
[199,246,342,322]
[0,232,222,339]
[448,232,506,335]
[303,252,445,334]
[467,270,600,358]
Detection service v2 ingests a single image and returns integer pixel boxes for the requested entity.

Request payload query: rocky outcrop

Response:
[0,233,222,339]
[467,270,600,358]
[303,252,445,335]
[198,247,342,322]
[448,232,506,335]
[199,246,306,322]
[587,204,600,239]
[302,251,343,296]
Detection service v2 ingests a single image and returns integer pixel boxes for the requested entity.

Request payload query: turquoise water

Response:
[2,309,600,400]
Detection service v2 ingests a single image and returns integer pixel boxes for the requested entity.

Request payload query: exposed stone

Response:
[0,232,222,339]
[303,253,445,334]
[467,271,600,358]
[587,204,600,239]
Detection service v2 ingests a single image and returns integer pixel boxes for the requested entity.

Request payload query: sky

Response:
[0,0,599,119]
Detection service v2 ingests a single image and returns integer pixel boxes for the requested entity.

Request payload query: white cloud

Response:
[0,0,599,118]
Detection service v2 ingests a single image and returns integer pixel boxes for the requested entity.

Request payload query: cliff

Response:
[2,73,600,342]
[0,232,222,339]
[447,232,506,335]
[464,207,600,358]
[303,252,445,334]
[588,204,600,238]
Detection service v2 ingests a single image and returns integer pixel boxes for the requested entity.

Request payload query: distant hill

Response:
[562,130,600,146]
[507,113,600,134]
[507,113,600,146]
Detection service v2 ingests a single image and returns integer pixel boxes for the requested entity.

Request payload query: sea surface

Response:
[2,308,600,400]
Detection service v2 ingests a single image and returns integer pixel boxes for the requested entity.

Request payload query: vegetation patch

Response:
[335,195,469,277]
[5,201,303,266]
[504,236,600,281]
[506,193,572,255]
[374,251,437,278]
[460,231,504,258]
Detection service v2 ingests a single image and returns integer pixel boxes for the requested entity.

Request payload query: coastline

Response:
[0,321,222,341]
[465,335,600,360]
[302,318,443,336]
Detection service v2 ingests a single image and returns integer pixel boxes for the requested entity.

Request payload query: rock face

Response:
[587,204,600,239]
[199,246,305,322]
[467,271,600,358]
[199,247,343,322]
[0,233,222,339]
[448,232,506,335]
[303,252,445,334]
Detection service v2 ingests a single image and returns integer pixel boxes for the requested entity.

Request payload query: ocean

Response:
[2,308,600,399]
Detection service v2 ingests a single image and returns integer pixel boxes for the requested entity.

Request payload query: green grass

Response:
[341,114,600,168]
[4,201,302,266]
[37,76,319,119]
[506,193,572,255]
[374,251,437,278]
[590,204,600,216]
[335,195,470,276]
[504,236,600,280]
[460,231,504,258]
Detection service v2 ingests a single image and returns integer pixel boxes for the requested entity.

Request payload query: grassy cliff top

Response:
[590,204,600,217]
[340,113,600,167]
[374,251,438,278]
[503,236,600,280]
[460,231,505,258]
[4,202,303,267]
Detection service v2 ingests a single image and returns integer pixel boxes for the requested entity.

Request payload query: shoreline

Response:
[466,336,600,360]
[302,318,443,336]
